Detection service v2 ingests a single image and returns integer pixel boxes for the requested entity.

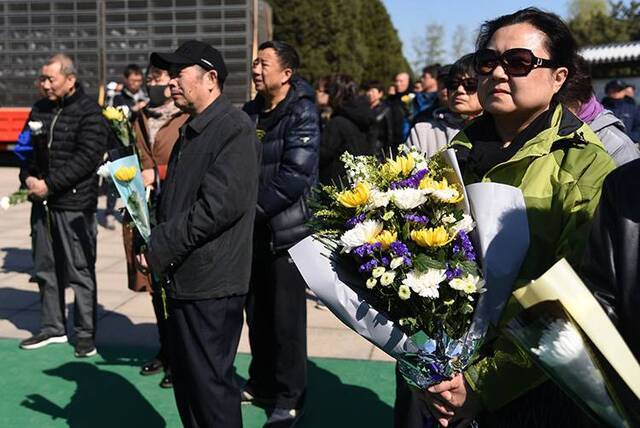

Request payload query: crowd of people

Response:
[11,6,640,428]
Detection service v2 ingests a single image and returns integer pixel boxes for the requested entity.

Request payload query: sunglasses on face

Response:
[474,48,557,77]
[446,77,478,93]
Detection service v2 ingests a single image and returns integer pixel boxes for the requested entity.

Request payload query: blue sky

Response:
[382,0,570,66]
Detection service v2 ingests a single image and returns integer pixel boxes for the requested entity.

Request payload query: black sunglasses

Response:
[474,48,557,77]
[446,77,478,94]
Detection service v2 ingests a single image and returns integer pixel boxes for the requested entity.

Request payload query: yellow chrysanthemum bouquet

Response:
[97,152,150,242]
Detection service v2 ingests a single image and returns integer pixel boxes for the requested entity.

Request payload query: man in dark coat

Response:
[581,158,640,360]
[242,40,320,427]
[601,79,640,143]
[19,54,108,358]
[141,40,260,427]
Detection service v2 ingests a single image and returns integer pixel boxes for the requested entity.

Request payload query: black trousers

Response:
[394,364,429,428]
[168,295,245,428]
[151,290,169,367]
[31,202,97,339]
[245,244,307,410]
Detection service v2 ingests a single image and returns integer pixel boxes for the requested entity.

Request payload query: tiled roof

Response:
[580,41,640,64]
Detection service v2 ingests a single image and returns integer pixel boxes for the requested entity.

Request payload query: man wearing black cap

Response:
[602,79,640,143]
[139,40,260,427]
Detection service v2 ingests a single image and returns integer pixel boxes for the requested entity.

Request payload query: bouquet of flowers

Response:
[103,105,134,147]
[97,150,150,241]
[292,147,529,387]
[505,259,640,427]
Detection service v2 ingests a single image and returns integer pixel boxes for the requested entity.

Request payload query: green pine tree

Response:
[266,0,410,85]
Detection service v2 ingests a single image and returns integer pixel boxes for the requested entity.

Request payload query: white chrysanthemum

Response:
[390,257,404,270]
[449,274,485,295]
[441,214,457,224]
[366,277,377,289]
[28,120,43,133]
[97,162,113,179]
[0,196,10,210]
[390,188,428,210]
[431,188,459,202]
[340,219,383,251]
[532,319,583,365]
[369,189,391,208]
[372,266,386,278]
[380,271,396,286]
[402,269,446,299]
[452,214,475,234]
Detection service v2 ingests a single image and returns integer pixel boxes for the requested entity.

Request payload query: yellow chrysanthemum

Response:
[381,155,414,179]
[419,177,465,204]
[114,166,137,182]
[419,176,448,191]
[337,182,370,208]
[411,226,452,247]
[103,106,125,122]
[396,155,415,176]
[375,230,397,250]
[381,160,402,179]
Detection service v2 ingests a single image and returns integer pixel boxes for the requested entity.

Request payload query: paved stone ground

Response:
[0,166,393,362]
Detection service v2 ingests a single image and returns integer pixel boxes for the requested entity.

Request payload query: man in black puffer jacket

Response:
[242,41,320,427]
[18,54,108,358]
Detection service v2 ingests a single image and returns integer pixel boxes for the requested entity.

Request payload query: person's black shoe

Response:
[140,358,164,376]
[19,333,68,350]
[159,371,173,388]
[240,384,276,408]
[264,407,304,428]
[74,337,97,358]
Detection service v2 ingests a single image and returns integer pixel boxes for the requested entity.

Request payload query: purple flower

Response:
[354,242,383,258]
[445,265,463,280]
[390,169,429,189]
[346,213,366,228]
[358,258,379,273]
[404,214,429,225]
[453,231,476,261]
[403,256,413,267]
[381,256,390,266]
[390,240,410,257]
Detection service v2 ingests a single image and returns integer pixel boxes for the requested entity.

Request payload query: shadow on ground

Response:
[235,359,393,427]
[1,247,33,274]
[21,361,166,427]
[0,287,159,367]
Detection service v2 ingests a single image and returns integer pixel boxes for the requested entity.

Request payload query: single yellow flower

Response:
[381,159,402,179]
[103,106,125,122]
[419,176,448,191]
[381,155,414,179]
[337,182,370,208]
[375,230,397,250]
[396,155,415,176]
[114,166,137,182]
[411,226,452,247]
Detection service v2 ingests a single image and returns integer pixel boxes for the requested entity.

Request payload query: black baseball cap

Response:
[150,40,228,84]
[605,79,633,93]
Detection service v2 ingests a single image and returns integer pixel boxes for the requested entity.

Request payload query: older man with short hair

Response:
[19,54,108,357]
[141,40,260,427]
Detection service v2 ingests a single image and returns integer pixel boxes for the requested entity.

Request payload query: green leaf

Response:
[458,260,480,276]
[413,253,446,273]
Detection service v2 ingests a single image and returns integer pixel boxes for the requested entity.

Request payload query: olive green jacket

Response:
[452,104,615,411]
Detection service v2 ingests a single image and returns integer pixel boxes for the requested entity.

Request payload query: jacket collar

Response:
[187,94,231,135]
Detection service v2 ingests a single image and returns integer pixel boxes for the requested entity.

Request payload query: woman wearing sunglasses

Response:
[405,53,482,157]
[422,8,615,427]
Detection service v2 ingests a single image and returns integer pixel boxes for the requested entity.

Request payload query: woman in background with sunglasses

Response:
[422,8,615,427]
[405,53,482,157]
